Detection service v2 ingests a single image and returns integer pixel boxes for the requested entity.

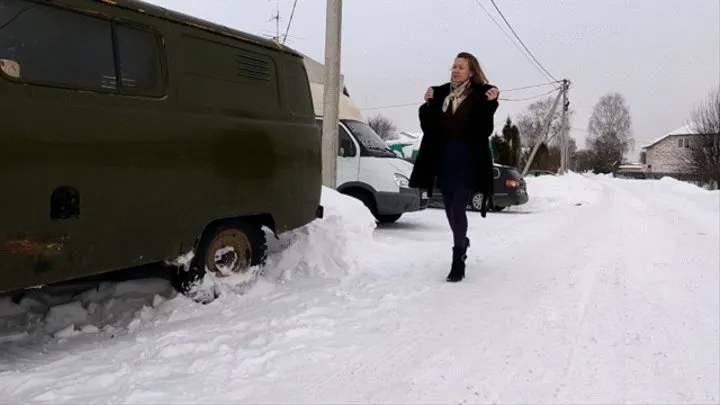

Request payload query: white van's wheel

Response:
[174,220,267,304]
[343,189,378,216]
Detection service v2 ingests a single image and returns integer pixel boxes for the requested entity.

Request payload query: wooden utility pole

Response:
[559,79,570,174]
[521,87,563,177]
[320,0,343,188]
[521,80,572,177]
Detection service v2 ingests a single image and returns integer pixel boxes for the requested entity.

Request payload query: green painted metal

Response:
[0,0,322,293]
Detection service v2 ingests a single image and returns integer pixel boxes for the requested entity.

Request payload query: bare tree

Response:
[684,87,720,187]
[587,92,633,172]
[515,95,574,149]
[514,96,576,171]
[367,114,398,140]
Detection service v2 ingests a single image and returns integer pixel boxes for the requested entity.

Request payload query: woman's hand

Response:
[485,87,499,101]
[424,87,434,101]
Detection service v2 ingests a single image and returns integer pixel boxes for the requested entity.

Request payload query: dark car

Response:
[428,164,529,212]
[528,169,557,177]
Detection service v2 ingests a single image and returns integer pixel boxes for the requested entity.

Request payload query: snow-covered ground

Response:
[1,174,718,404]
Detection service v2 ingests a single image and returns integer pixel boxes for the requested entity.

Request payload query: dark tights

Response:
[441,188,471,248]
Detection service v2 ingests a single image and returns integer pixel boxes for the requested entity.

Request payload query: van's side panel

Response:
[170,31,320,233]
[0,0,320,293]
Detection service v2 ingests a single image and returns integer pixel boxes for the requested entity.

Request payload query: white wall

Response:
[645,135,693,173]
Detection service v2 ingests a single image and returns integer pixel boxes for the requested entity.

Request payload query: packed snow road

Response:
[0,174,718,404]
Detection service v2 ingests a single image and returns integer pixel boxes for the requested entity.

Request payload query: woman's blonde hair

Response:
[456,51,488,85]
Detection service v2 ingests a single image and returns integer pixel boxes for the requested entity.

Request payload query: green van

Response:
[0,0,323,303]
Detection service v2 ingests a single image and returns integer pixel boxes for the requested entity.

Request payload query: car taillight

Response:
[505,179,519,188]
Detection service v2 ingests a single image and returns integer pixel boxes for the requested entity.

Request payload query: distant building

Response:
[641,124,703,174]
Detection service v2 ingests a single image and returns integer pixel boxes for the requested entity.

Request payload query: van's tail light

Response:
[505,179,519,188]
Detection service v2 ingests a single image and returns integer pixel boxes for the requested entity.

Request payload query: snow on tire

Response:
[171,219,267,304]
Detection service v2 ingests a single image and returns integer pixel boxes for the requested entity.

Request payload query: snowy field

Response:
[0,173,718,404]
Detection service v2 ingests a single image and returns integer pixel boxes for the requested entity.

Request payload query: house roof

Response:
[641,123,698,149]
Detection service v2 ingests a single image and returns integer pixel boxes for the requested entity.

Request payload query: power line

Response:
[502,81,561,93]
[501,87,560,101]
[360,86,560,111]
[468,0,556,84]
[282,0,299,44]
[488,0,559,83]
[360,102,418,111]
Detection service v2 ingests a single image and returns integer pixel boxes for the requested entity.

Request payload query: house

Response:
[641,124,702,174]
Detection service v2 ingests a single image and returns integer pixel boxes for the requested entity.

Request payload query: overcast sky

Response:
[148,0,719,157]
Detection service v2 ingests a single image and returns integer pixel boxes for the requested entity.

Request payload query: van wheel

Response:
[377,213,402,223]
[343,189,378,217]
[174,220,267,304]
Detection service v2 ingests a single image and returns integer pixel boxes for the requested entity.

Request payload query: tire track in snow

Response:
[542,177,719,404]
[592,178,720,404]
[259,182,620,404]
[287,177,718,404]
[539,181,636,403]
[424,180,635,404]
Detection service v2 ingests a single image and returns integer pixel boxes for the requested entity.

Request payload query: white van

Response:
[310,82,428,223]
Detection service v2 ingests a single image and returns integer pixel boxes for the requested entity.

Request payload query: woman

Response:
[409,52,500,282]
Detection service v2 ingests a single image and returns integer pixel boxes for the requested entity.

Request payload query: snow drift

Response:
[655,176,720,215]
[516,171,604,212]
[264,186,377,281]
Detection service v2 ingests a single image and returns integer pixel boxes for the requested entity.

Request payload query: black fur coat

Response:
[409,82,499,198]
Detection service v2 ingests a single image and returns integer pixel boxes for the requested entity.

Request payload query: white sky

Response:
[147,0,720,157]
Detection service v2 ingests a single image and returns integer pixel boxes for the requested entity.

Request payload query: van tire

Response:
[342,189,378,217]
[173,219,267,304]
[342,189,402,224]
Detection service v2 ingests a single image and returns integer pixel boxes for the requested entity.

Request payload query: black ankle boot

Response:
[446,246,467,282]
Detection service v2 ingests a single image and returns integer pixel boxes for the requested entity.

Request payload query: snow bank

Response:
[654,176,720,215]
[0,278,175,342]
[0,187,378,344]
[516,171,604,212]
[264,186,377,281]
[658,176,717,194]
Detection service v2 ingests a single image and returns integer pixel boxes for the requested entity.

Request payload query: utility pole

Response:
[521,87,563,177]
[321,0,342,188]
[559,79,570,174]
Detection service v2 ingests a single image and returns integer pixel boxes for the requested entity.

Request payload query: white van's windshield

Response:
[343,120,397,158]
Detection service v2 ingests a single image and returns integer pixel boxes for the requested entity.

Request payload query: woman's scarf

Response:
[442,80,472,113]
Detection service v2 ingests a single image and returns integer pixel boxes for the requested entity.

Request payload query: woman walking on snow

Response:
[409,52,500,282]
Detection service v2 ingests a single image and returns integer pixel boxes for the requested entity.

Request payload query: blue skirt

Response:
[438,140,476,193]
